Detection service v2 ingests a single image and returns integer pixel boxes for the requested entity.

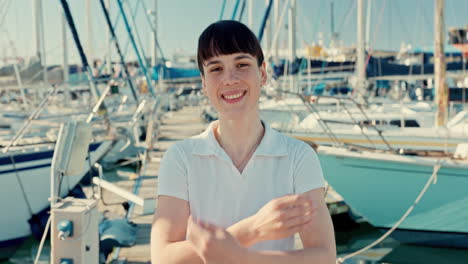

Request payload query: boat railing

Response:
[86,84,111,123]
[278,90,395,152]
[327,95,394,151]
[1,85,59,154]
[276,90,343,147]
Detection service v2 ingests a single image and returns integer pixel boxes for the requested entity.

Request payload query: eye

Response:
[209,67,222,72]
[237,63,249,68]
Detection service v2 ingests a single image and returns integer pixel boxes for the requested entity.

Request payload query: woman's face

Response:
[201,52,266,120]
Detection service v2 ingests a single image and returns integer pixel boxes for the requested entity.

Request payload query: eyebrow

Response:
[204,54,254,67]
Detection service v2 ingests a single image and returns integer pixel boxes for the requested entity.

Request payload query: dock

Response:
[89,106,347,263]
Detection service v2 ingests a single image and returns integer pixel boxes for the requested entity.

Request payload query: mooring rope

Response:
[336,161,442,264]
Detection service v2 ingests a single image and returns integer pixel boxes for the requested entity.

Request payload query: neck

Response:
[214,115,264,170]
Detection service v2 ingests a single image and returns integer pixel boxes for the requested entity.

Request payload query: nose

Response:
[222,68,240,86]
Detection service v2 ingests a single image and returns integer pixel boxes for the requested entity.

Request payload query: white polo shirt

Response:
[157,121,325,251]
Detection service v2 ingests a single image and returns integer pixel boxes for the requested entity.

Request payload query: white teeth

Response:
[224,92,243,100]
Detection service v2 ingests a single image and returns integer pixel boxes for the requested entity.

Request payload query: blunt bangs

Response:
[197,20,264,75]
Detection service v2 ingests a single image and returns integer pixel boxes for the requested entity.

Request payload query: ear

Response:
[260,62,267,86]
[201,74,207,96]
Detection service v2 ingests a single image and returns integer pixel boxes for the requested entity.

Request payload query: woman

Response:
[151,20,336,264]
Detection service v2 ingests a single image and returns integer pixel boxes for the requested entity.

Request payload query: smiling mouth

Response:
[221,91,247,101]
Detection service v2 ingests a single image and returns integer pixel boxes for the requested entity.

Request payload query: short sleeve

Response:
[157,143,189,201]
[293,143,326,194]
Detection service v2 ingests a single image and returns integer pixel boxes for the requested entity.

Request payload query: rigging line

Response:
[231,0,241,20]
[296,0,315,46]
[309,0,323,45]
[59,0,105,104]
[219,0,227,20]
[124,0,151,70]
[237,0,246,22]
[138,0,166,61]
[336,0,355,38]
[9,155,34,216]
[393,0,411,47]
[370,0,387,48]
[0,0,12,26]
[112,0,127,35]
[118,0,154,67]
[98,0,139,102]
[258,0,274,43]
[365,0,387,71]
[447,0,459,36]
[116,0,155,96]
[417,0,431,40]
[120,2,143,63]
[337,162,442,264]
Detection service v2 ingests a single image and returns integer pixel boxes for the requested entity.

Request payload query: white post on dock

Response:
[356,0,366,99]
[434,0,448,127]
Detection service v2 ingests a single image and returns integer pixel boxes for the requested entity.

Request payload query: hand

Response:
[250,194,316,243]
[187,215,243,264]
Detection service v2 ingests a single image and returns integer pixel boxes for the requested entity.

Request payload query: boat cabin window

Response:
[389,119,420,127]
[360,120,389,126]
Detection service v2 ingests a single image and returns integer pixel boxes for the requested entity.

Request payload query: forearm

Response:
[226,215,258,247]
[151,216,257,264]
[152,240,203,264]
[242,247,336,264]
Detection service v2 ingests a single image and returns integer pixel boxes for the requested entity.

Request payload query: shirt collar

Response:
[192,121,288,157]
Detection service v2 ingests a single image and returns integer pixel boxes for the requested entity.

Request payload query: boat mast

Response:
[59,0,102,103]
[288,0,297,92]
[62,14,69,84]
[356,0,366,99]
[365,0,372,50]
[33,0,41,62]
[98,0,139,102]
[106,0,112,75]
[33,0,47,85]
[273,0,279,63]
[434,0,448,127]
[264,0,270,55]
[86,0,94,68]
[61,12,70,106]
[151,0,158,67]
[247,0,253,28]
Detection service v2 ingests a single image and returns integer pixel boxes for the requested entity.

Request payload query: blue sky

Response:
[1,0,467,65]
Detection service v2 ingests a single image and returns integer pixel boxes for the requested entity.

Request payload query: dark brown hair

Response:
[197,20,264,75]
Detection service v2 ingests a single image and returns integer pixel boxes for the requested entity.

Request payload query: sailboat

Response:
[315,0,468,248]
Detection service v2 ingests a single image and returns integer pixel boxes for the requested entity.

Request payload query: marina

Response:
[2,106,468,264]
[1,0,468,263]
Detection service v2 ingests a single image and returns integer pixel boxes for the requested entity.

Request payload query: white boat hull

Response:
[0,140,112,248]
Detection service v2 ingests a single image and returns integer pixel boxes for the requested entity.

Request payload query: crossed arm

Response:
[150,188,336,264]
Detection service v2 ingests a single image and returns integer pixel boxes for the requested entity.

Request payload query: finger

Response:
[283,204,315,219]
[284,213,314,229]
[275,194,308,209]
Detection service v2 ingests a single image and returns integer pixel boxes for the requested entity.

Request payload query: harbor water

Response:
[3,205,468,264]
